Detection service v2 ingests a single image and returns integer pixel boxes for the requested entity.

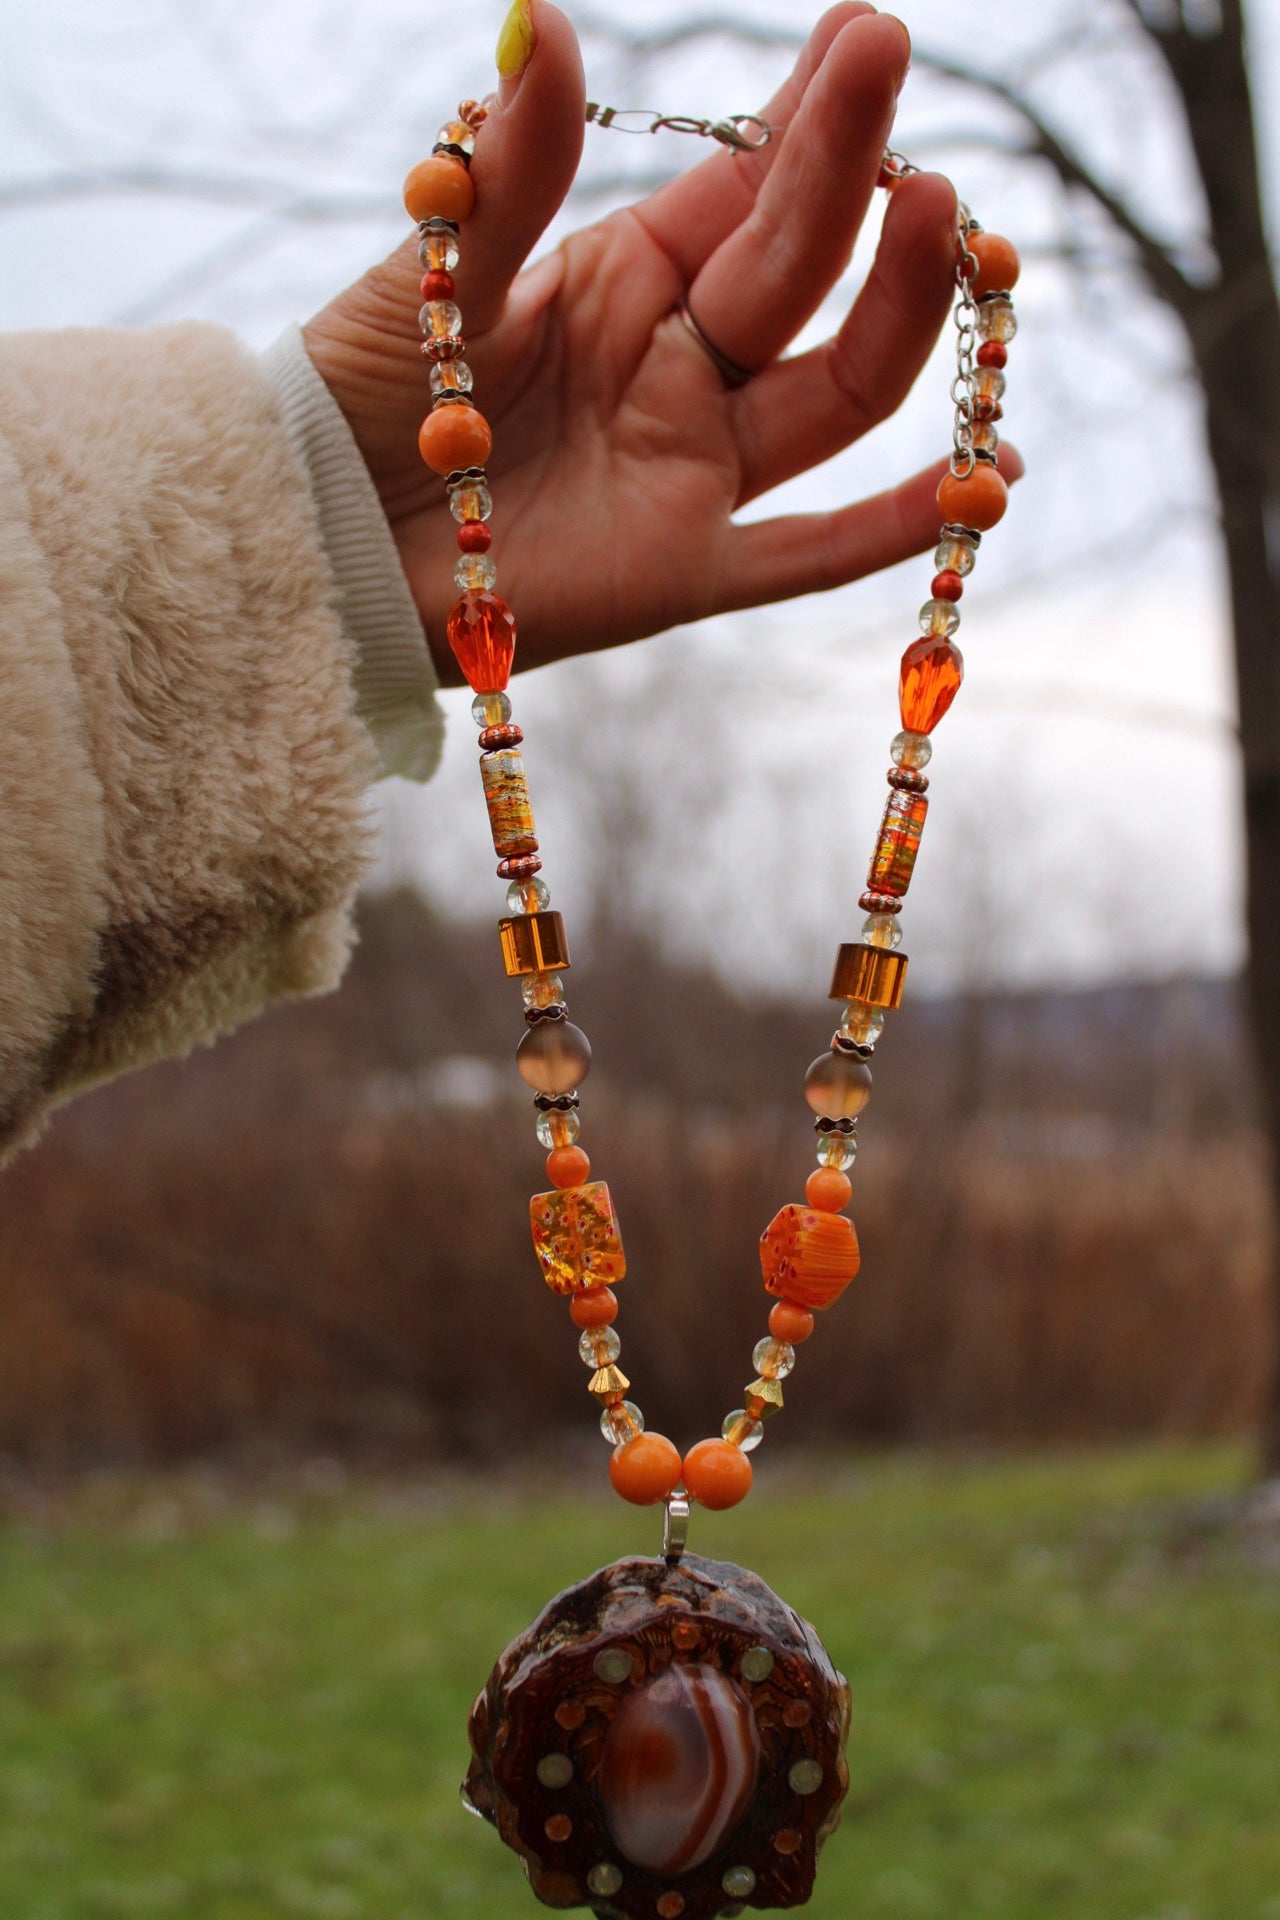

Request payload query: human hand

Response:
[304,1,1022,687]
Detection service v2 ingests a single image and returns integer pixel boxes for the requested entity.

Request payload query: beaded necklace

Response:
[400,90,1018,1920]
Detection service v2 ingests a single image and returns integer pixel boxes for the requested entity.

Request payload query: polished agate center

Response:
[598,1663,761,1875]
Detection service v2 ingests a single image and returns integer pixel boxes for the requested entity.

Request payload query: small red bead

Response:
[931,570,964,601]
[420,270,455,301]
[458,521,492,553]
[977,342,1008,369]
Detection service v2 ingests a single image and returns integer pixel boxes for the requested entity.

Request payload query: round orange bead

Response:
[609,1432,683,1506]
[769,1299,815,1344]
[805,1168,852,1213]
[936,462,1009,531]
[968,231,1021,299]
[682,1438,753,1511]
[546,1145,591,1189]
[402,156,475,224]
[418,405,493,475]
[570,1287,619,1329]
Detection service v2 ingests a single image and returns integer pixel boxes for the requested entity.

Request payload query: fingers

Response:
[633,4,878,284]
[721,443,1024,613]
[461,1,586,335]
[683,13,912,378]
[733,170,959,505]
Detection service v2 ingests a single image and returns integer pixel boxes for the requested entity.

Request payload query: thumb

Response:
[461,2,586,336]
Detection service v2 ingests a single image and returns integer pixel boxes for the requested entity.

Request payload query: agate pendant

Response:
[463,1554,850,1917]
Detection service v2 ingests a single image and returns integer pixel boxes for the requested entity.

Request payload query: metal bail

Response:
[663,1489,691,1564]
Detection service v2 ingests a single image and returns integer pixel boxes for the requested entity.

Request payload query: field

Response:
[1,1447,1277,1920]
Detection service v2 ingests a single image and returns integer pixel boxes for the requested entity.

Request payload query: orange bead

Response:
[402,155,475,224]
[570,1287,618,1329]
[418,405,493,476]
[936,462,1009,531]
[682,1438,753,1511]
[609,1432,683,1506]
[899,638,964,736]
[769,1299,815,1344]
[547,1145,591,1189]
[805,1168,852,1212]
[968,231,1021,300]
[447,590,517,693]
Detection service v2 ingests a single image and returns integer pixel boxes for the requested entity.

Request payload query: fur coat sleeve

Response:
[0,320,428,1160]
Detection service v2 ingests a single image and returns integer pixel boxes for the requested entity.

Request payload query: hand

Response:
[304,1,1022,687]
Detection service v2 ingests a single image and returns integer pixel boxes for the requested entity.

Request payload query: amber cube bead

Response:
[530,1181,627,1295]
[829,942,908,1009]
[760,1205,860,1312]
[481,750,538,859]
[498,910,570,977]
[867,790,928,899]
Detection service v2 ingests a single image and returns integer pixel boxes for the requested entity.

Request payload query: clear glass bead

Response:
[804,1050,873,1119]
[436,119,477,156]
[430,360,474,398]
[471,690,511,728]
[516,1021,592,1094]
[454,553,497,592]
[977,293,1017,343]
[599,1400,644,1444]
[580,1326,621,1367]
[536,1107,581,1149]
[840,1001,886,1047]
[721,1410,764,1452]
[933,533,977,576]
[450,479,493,523]
[971,420,1000,455]
[974,364,1006,403]
[920,598,961,637]
[522,972,566,1012]
[506,876,550,914]
[420,299,463,339]
[817,1131,857,1171]
[862,912,903,950]
[418,222,461,272]
[890,729,932,770]
[752,1335,796,1380]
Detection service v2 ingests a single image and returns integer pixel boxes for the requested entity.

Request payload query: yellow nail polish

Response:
[496,0,535,81]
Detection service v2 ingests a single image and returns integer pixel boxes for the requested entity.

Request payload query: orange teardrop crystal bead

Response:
[899,636,963,734]
[447,590,517,692]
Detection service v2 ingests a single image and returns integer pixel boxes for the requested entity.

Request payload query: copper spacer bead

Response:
[499,853,542,879]
[887,766,929,794]
[423,335,465,362]
[458,98,488,129]
[479,723,523,750]
[972,397,1004,422]
[859,890,902,916]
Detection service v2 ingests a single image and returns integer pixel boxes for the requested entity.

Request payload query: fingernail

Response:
[884,12,911,87]
[496,0,535,104]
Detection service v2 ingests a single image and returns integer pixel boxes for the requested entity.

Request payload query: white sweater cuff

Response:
[259,323,445,783]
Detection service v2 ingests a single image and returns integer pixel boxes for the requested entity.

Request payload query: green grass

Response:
[1,1448,1277,1920]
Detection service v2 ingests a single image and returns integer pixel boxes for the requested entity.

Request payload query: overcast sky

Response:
[2,0,1277,992]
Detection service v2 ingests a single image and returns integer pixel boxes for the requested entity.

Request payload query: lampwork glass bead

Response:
[977,292,1018,342]
[455,553,498,592]
[817,1131,857,1171]
[481,750,537,857]
[752,1335,796,1380]
[933,532,977,576]
[862,912,903,950]
[900,638,964,734]
[451,591,517,692]
[430,359,473,397]
[517,1020,592,1094]
[721,1410,764,1452]
[580,1326,622,1366]
[507,876,550,915]
[920,598,961,638]
[471,690,511,728]
[450,478,493,523]
[839,1001,885,1047]
[760,1205,861,1311]
[536,1107,581,1149]
[436,119,477,155]
[600,1400,644,1443]
[890,729,933,770]
[418,222,461,271]
[531,1181,625,1293]
[523,972,566,1012]
[804,1050,873,1119]
[420,298,463,339]
[868,789,929,898]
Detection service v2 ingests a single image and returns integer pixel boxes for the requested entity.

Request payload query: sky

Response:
[1,0,1276,994]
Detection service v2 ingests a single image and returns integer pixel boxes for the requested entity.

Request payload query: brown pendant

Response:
[463,1553,850,1917]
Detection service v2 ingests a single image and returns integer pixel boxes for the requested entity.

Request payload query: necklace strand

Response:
[401,96,1019,1547]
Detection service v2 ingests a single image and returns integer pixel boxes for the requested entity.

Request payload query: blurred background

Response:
[2,2,1279,1917]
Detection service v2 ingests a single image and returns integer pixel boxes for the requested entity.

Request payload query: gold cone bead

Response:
[589,1365,630,1400]
[745,1377,784,1419]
